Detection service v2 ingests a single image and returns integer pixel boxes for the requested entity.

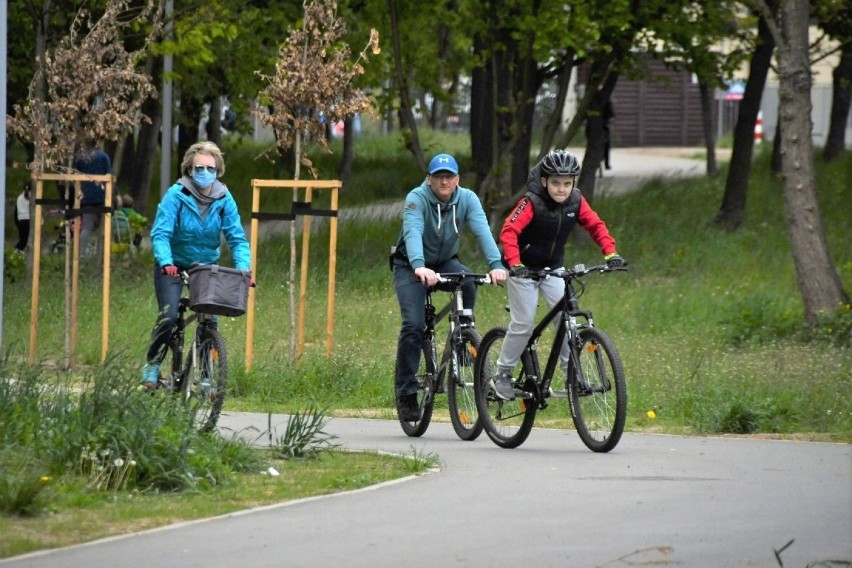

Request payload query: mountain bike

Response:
[474,263,628,452]
[150,270,229,433]
[396,272,491,440]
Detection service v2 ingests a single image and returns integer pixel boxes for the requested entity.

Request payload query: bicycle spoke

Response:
[569,329,626,452]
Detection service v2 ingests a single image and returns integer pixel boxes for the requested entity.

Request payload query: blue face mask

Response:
[192,169,217,188]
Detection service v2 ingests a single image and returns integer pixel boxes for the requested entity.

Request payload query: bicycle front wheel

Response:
[397,336,436,437]
[447,327,483,441]
[474,327,537,449]
[568,327,627,453]
[182,325,228,433]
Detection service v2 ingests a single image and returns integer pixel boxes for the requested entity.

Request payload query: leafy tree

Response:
[816,0,852,162]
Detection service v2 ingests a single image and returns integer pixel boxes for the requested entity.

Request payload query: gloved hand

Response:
[510,264,530,279]
[163,264,179,277]
[605,254,626,268]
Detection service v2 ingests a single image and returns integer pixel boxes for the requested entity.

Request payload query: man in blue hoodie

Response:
[391,153,508,422]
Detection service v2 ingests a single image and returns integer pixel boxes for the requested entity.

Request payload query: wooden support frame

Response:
[29,173,114,366]
[246,179,341,371]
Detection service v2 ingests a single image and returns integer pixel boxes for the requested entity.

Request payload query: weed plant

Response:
[4,141,850,445]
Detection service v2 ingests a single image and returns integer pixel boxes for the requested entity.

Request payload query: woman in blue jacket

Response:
[142,141,252,386]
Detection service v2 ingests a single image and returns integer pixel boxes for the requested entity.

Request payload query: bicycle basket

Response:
[188,264,250,317]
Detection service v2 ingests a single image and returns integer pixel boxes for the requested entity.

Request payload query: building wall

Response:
[609,58,706,147]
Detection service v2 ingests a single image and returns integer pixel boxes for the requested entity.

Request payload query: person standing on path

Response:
[391,153,508,421]
[14,182,31,253]
[73,144,112,258]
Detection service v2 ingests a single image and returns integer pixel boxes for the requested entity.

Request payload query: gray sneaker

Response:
[490,372,515,400]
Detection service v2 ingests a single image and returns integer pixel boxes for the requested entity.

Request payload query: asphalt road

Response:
[4,412,849,568]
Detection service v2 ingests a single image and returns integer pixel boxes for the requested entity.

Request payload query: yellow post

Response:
[245,179,341,368]
[326,186,338,356]
[100,180,113,363]
[28,178,44,364]
[297,187,313,362]
[246,181,261,371]
[27,173,114,367]
[70,183,81,368]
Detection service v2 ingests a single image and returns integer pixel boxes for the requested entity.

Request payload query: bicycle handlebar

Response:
[434,272,492,285]
[520,263,628,281]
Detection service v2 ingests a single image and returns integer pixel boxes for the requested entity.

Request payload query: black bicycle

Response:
[396,272,491,440]
[474,263,628,452]
[151,271,228,433]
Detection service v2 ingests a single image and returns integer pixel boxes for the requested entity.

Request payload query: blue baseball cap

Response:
[428,153,459,175]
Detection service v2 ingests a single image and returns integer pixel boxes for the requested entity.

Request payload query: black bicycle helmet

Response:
[540,149,581,177]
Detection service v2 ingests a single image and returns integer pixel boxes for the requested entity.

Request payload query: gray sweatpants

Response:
[496,271,571,375]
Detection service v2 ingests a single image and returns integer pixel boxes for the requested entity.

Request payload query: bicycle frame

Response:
[161,278,213,391]
[520,275,595,407]
[423,284,474,395]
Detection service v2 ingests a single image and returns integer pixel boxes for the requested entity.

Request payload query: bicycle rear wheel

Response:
[447,327,483,441]
[182,325,228,433]
[397,336,436,437]
[474,327,537,449]
[568,327,627,452]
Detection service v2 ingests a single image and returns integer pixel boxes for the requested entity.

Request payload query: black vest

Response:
[517,188,582,269]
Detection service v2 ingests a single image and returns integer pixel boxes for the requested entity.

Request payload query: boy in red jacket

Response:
[491,149,625,400]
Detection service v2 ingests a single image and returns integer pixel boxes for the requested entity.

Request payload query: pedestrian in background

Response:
[14,181,31,253]
[74,144,112,258]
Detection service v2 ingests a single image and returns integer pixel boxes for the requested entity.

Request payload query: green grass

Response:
[1,137,850,557]
[0,450,422,558]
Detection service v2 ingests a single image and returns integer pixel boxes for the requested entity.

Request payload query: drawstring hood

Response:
[434,201,460,237]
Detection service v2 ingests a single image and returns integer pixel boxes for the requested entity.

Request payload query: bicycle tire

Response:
[182,325,228,433]
[160,335,184,392]
[447,327,483,441]
[474,327,537,449]
[397,336,437,437]
[568,327,627,453]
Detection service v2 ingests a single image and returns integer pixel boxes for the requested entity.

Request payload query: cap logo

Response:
[438,157,450,163]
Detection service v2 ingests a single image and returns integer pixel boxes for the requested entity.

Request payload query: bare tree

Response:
[8,0,160,367]
[758,0,848,323]
[254,0,379,361]
[9,0,159,173]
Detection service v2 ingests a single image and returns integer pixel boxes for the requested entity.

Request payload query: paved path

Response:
[4,412,849,568]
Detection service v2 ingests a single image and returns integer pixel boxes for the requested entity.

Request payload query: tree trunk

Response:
[770,115,782,174]
[207,97,223,147]
[698,80,718,176]
[823,42,852,162]
[775,0,849,323]
[578,71,618,203]
[388,0,425,172]
[536,51,576,161]
[470,34,493,187]
[713,9,776,231]
[339,116,354,187]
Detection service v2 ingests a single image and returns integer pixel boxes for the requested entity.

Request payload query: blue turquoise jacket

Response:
[150,180,251,271]
[395,180,502,270]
